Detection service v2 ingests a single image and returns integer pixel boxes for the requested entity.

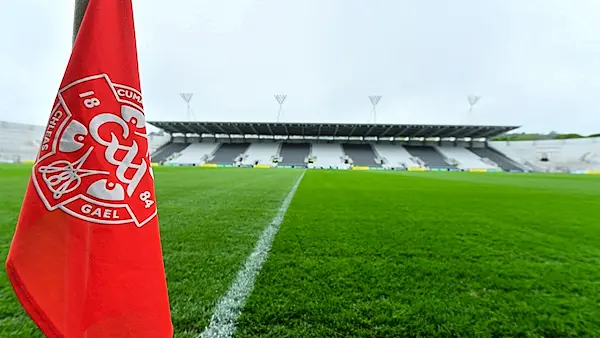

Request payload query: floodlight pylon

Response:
[180,93,195,121]
[467,95,481,113]
[368,95,382,123]
[274,94,287,122]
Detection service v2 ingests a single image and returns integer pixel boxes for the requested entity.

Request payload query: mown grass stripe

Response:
[199,170,305,338]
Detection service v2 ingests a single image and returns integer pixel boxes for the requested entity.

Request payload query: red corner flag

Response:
[5,0,173,336]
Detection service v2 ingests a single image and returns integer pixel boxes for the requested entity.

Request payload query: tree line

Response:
[492,132,600,141]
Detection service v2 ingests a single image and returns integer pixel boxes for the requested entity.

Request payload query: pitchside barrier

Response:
[9,159,600,174]
[147,163,600,174]
[567,170,600,175]
[277,165,306,169]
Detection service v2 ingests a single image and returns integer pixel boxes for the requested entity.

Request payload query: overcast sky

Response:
[2,0,600,134]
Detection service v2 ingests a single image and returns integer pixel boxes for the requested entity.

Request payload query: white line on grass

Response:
[199,170,306,338]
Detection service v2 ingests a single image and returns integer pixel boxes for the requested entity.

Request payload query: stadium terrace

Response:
[144,121,529,172]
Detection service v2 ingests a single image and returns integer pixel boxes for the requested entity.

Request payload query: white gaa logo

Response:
[32,74,156,227]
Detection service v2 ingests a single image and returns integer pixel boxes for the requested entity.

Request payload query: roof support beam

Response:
[472,126,490,138]
[348,125,358,137]
[445,126,469,138]
[392,127,410,138]
[265,124,274,136]
[215,124,227,134]
[437,126,453,138]
[197,124,213,134]
[482,128,502,138]
[380,125,394,138]
[410,127,430,137]
[178,123,195,134]
[232,124,245,136]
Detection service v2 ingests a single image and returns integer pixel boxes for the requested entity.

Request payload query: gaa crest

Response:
[32,74,156,227]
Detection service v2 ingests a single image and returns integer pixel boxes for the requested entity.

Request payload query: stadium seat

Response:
[311,143,346,169]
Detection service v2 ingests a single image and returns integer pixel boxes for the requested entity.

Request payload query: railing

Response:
[446,157,459,166]
[410,156,425,167]
[522,160,542,171]
[167,152,181,162]
[480,157,498,167]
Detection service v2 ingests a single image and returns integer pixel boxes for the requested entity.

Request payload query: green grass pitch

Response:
[1,165,600,337]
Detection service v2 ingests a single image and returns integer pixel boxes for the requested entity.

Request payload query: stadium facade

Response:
[2,120,599,174]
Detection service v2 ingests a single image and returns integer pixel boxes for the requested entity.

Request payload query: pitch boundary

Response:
[199,170,306,338]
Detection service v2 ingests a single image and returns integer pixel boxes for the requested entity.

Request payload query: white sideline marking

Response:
[199,171,306,338]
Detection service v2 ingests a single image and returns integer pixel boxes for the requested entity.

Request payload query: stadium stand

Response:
[279,143,310,167]
[490,138,600,171]
[169,142,219,165]
[152,143,188,163]
[208,143,250,164]
[468,146,524,172]
[241,142,280,166]
[437,146,497,169]
[147,121,524,170]
[404,146,454,169]
[342,144,382,167]
[0,121,44,162]
[373,144,420,169]
[147,133,171,154]
[310,143,346,169]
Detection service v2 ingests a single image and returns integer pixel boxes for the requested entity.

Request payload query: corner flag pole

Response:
[73,0,90,44]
